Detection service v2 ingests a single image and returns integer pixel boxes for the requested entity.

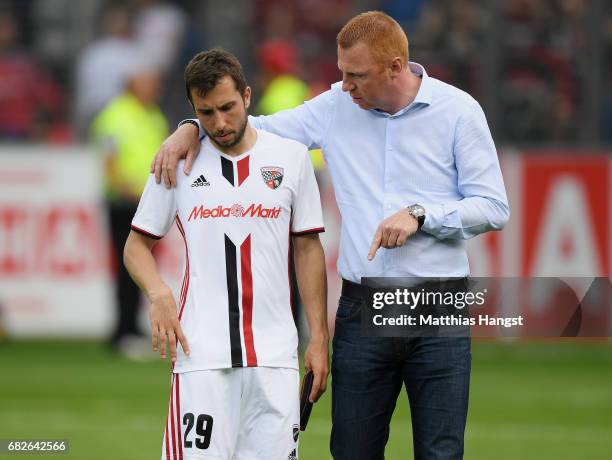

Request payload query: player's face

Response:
[191,76,251,150]
[337,42,391,112]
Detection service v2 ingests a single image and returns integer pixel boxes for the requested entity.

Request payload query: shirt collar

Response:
[371,61,432,117]
[408,61,433,107]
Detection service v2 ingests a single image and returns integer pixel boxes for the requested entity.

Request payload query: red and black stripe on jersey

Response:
[224,233,257,368]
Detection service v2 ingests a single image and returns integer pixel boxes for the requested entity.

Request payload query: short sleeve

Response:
[131,174,178,239]
[290,151,325,235]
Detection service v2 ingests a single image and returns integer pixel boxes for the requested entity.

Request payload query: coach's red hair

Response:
[337,11,409,67]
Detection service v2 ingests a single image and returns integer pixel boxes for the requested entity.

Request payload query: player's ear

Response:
[243,86,252,109]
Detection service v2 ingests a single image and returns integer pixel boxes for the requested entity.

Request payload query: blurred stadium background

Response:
[0,0,610,459]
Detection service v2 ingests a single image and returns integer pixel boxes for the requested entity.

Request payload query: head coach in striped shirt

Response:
[151,11,509,460]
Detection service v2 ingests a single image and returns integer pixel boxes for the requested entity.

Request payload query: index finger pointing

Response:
[368,228,382,261]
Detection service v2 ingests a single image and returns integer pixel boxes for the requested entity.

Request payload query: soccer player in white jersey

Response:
[123,49,329,460]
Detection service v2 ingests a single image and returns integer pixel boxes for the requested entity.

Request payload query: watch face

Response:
[409,205,425,217]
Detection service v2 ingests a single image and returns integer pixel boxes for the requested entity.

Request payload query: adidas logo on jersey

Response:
[191,175,210,187]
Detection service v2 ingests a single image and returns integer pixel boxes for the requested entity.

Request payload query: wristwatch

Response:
[407,204,426,229]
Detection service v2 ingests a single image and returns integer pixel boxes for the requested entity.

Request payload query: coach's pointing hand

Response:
[151,122,201,188]
[368,208,419,260]
[148,284,191,362]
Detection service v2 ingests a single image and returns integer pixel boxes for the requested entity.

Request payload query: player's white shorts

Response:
[161,367,300,460]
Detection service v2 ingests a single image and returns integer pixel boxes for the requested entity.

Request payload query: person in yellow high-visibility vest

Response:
[91,65,168,356]
[256,39,325,171]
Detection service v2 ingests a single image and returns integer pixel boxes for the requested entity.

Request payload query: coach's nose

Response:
[341,74,355,92]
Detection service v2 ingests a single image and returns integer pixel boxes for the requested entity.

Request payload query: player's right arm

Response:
[124,231,190,362]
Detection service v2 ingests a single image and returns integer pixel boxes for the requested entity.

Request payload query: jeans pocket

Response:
[335,296,362,322]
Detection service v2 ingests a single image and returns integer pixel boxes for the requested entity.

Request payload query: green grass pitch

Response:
[0,340,611,459]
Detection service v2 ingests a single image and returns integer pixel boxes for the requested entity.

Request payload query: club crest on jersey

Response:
[261,166,283,189]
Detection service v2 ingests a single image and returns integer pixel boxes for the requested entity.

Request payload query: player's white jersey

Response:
[131,129,324,372]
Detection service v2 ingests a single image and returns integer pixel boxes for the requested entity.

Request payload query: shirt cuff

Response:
[291,227,325,236]
[131,224,163,240]
[420,203,462,237]
[178,119,204,138]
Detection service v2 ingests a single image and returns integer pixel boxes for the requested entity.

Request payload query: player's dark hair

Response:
[184,48,247,104]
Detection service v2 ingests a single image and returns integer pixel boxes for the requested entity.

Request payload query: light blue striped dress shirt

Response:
[194,62,510,282]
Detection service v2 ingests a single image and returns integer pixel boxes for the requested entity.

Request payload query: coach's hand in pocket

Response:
[148,284,191,362]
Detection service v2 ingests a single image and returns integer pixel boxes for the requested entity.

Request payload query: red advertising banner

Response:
[0,148,609,337]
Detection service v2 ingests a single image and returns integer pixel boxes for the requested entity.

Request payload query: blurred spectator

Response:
[0,0,606,147]
[498,0,587,143]
[410,0,483,94]
[0,6,66,142]
[133,0,187,73]
[254,38,326,171]
[254,0,351,86]
[90,64,168,357]
[74,1,138,138]
[255,39,309,115]
[32,0,100,83]
[295,0,352,85]
[255,0,295,42]
[381,0,425,35]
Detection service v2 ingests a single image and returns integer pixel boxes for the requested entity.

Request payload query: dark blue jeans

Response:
[330,295,471,460]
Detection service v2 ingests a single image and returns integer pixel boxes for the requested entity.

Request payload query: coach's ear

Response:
[243,86,252,109]
[387,56,404,80]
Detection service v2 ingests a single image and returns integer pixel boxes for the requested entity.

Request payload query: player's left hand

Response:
[368,208,419,260]
[304,336,329,403]
[148,284,190,363]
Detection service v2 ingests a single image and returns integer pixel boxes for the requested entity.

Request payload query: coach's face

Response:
[191,76,251,150]
[338,41,391,112]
